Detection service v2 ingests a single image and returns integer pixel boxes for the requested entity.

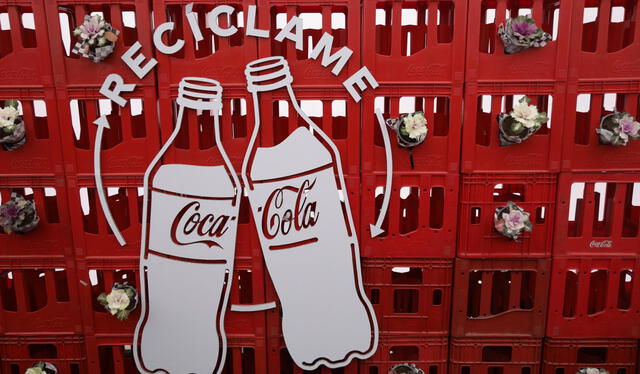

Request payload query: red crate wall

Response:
[362,0,468,85]
[363,258,453,337]
[465,0,572,82]
[451,259,550,338]
[361,335,449,374]
[461,82,565,173]
[561,80,640,172]
[266,337,360,374]
[457,173,557,258]
[449,337,543,374]
[546,257,640,339]
[361,173,459,258]
[554,172,640,257]
[543,338,638,374]
[0,334,87,374]
[362,85,463,174]
[0,0,54,87]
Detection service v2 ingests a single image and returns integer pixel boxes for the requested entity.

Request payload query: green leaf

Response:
[97,293,108,305]
[116,310,130,321]
[4,100,18,109]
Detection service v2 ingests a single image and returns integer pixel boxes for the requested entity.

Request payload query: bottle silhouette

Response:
[134,78,241,374]
[242,56,378,370]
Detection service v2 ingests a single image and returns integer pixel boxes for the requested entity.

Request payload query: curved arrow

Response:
[370,108,393,238]
[93,115,127,246]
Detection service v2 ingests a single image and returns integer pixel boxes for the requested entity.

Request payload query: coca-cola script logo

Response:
[589,240,613,248]
[170,201,234,248]
[262,178,319,240]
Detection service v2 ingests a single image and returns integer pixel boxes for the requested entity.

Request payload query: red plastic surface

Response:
[362,85,463,174]
[85,335,139,374]
[55,86,161,177]
[361,173,458,258]
[461,82,565,173]
[0,259,82,334]
[561,80,640,172]
[543,338,638,374]
[567,0,640,82]
[362,0,467,84]
[363,258,452,337]
[0,334,87,374]
[0,0,54,87]
[45,0,155,88]
[360,335,449,374]
[451,258,550,338]
[449,337,542,374]
[0,176,74,260]
[457,173,557,258]
[554,172,640,256]
[225,258,268,339]
[257,0,361,88]
[266,337,359,374]
[0,88,65,176]
[153,0,258,88]
[465,0,571,82]
[546,257,640,339]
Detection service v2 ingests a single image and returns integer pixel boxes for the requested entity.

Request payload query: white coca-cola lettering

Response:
[262,178,319,240]
[589,239,613,248]
[170,201,233,248]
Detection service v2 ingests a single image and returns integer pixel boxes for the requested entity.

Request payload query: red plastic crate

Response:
[362,0,467,84]
[0,87,65,176]
[0,0,54,87]
[266,336,359,374]
[153,0,258,88]
[65,175,143,261]
[461,82,565,173]
[362,85,463,174]
[84,335,138,374]
[75,259,140,336]
[567,0,640,82]
[543,338,638,374]
[561,80,640,172]
[55,85,161,177]
[457,173,557,258]
[554,172,640,256]
[546,257,640,339]
[257,0,361,87]
[45,0,155,88]
[360,335,449,374]
[361,173,459,258]
[0,258,82,334]
[451,258,551,338]
[225,257,268,339]
[362,258,452,337]
[449,337,542,374]
[0,334,87,374]
[256,88,361,178]
[465,0,571,82]
[0,176,74,260]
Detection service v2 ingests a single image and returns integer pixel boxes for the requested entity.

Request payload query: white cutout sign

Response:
[133,78,241,374]
[242,57,379,370]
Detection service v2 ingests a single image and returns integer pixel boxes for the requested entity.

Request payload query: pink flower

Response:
[619,114,640,137]
[494,219,506,233]
[512,20,538,36]
[502,210,527,232]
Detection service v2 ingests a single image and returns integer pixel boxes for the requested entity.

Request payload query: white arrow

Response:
[93,115,127,246]
[370,108,393,238]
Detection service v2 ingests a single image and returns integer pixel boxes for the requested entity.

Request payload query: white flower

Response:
[502,210,528,232]
[0,106,19,122]
[25,368,43,374]
[403,112,428,140]
[511,101,540,128]
[585,368,600,374]
[106,289,130,314]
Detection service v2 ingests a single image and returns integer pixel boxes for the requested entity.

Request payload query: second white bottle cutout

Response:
[242,56,379,370]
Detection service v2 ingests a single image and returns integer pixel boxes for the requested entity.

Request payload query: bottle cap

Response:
[177,77,223,111]
[245,56,293,93]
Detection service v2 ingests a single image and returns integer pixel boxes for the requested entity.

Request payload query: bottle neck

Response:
[245,56,293,94]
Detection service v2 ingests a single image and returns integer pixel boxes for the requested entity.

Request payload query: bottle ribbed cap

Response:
[177,77,222,111]
[245,56,293,93]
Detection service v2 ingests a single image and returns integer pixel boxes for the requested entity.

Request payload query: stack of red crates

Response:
[543,2,640,373]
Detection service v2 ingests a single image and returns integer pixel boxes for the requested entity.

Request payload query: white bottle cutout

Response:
[133,78,241,374]
[242,56,379,370]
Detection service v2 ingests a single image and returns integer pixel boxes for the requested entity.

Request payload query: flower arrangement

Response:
[388,363,425,374]
[596,111,640,146]
[72,14,119,63]
[386,111,428,169]
[494,201,532,241]
[0,193,39,234]
[0,100,26,151]
[24,362,57,374]
[498,16,552,54]
[97,282,138,320]
[497,96,548,146]
[577,368,609,374]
